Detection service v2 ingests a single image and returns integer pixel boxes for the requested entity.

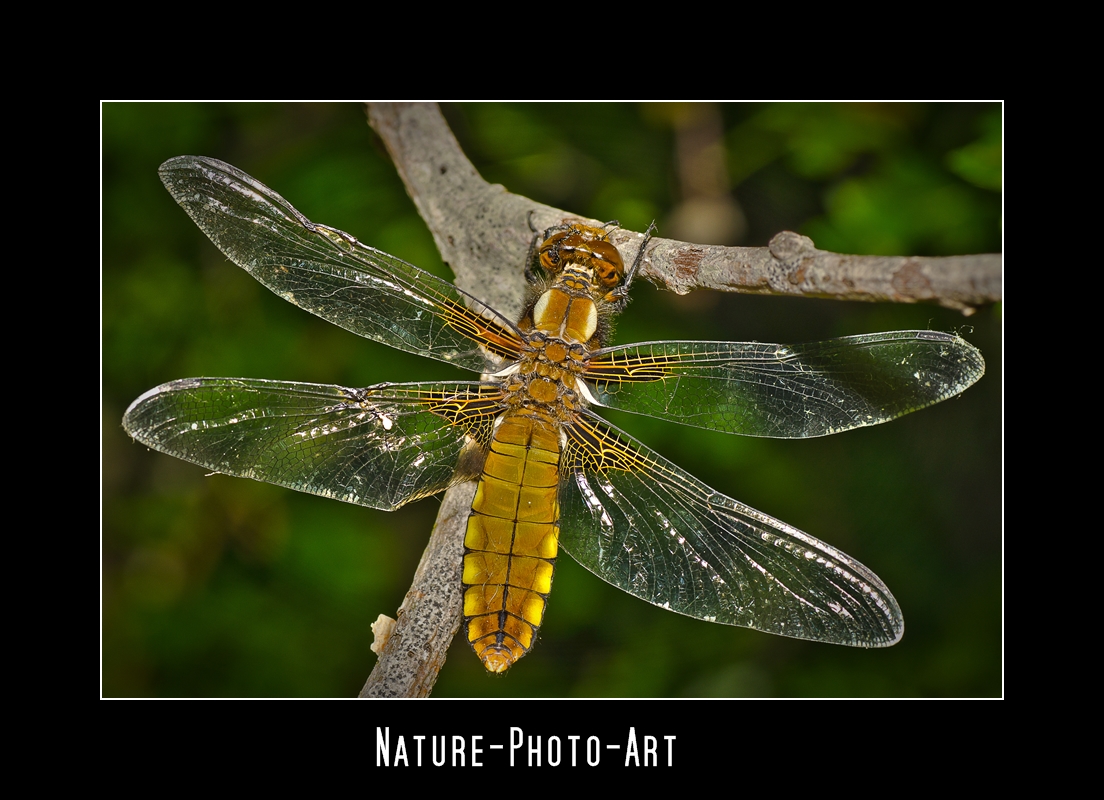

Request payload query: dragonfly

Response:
[124,156,985,673]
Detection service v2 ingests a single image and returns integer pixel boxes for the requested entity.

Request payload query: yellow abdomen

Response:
[463,413,561,673]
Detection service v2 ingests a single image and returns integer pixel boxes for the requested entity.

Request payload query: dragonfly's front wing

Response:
[585,331,985,439]
[159,157,524,373]
[123,378,501,511]
[558,410,904,647]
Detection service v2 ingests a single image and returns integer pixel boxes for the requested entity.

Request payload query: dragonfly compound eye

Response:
[588,240,625,288]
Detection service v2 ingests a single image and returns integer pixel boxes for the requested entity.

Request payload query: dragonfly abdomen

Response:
[462,412,561,673]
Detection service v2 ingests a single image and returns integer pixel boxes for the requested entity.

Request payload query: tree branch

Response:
[359,483,474,698]
[369,103,1000,315]
[358,102,1003,697]
[653,231,1000,313]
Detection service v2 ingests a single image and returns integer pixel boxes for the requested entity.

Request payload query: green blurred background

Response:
[102,102,1001,697]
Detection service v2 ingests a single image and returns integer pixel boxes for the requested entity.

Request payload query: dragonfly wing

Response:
[159,156,524,373]
[123,378,502,511]
[585,330,984,438]
[558,410,903,647]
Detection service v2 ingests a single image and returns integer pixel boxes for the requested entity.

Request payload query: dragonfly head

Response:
[538,223,626,291]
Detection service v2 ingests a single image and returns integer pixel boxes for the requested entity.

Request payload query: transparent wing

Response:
[584,330,984,438]
[158,156,524,373]
[558,410,903,646]
[123,378,503,511]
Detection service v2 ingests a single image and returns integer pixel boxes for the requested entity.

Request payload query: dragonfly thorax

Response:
[530,279,599,342]
[500,330,588,420]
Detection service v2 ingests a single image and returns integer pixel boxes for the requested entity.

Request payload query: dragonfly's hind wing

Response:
[159,156,524,373]
[124,378,502,511]
[558,410,903,647]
